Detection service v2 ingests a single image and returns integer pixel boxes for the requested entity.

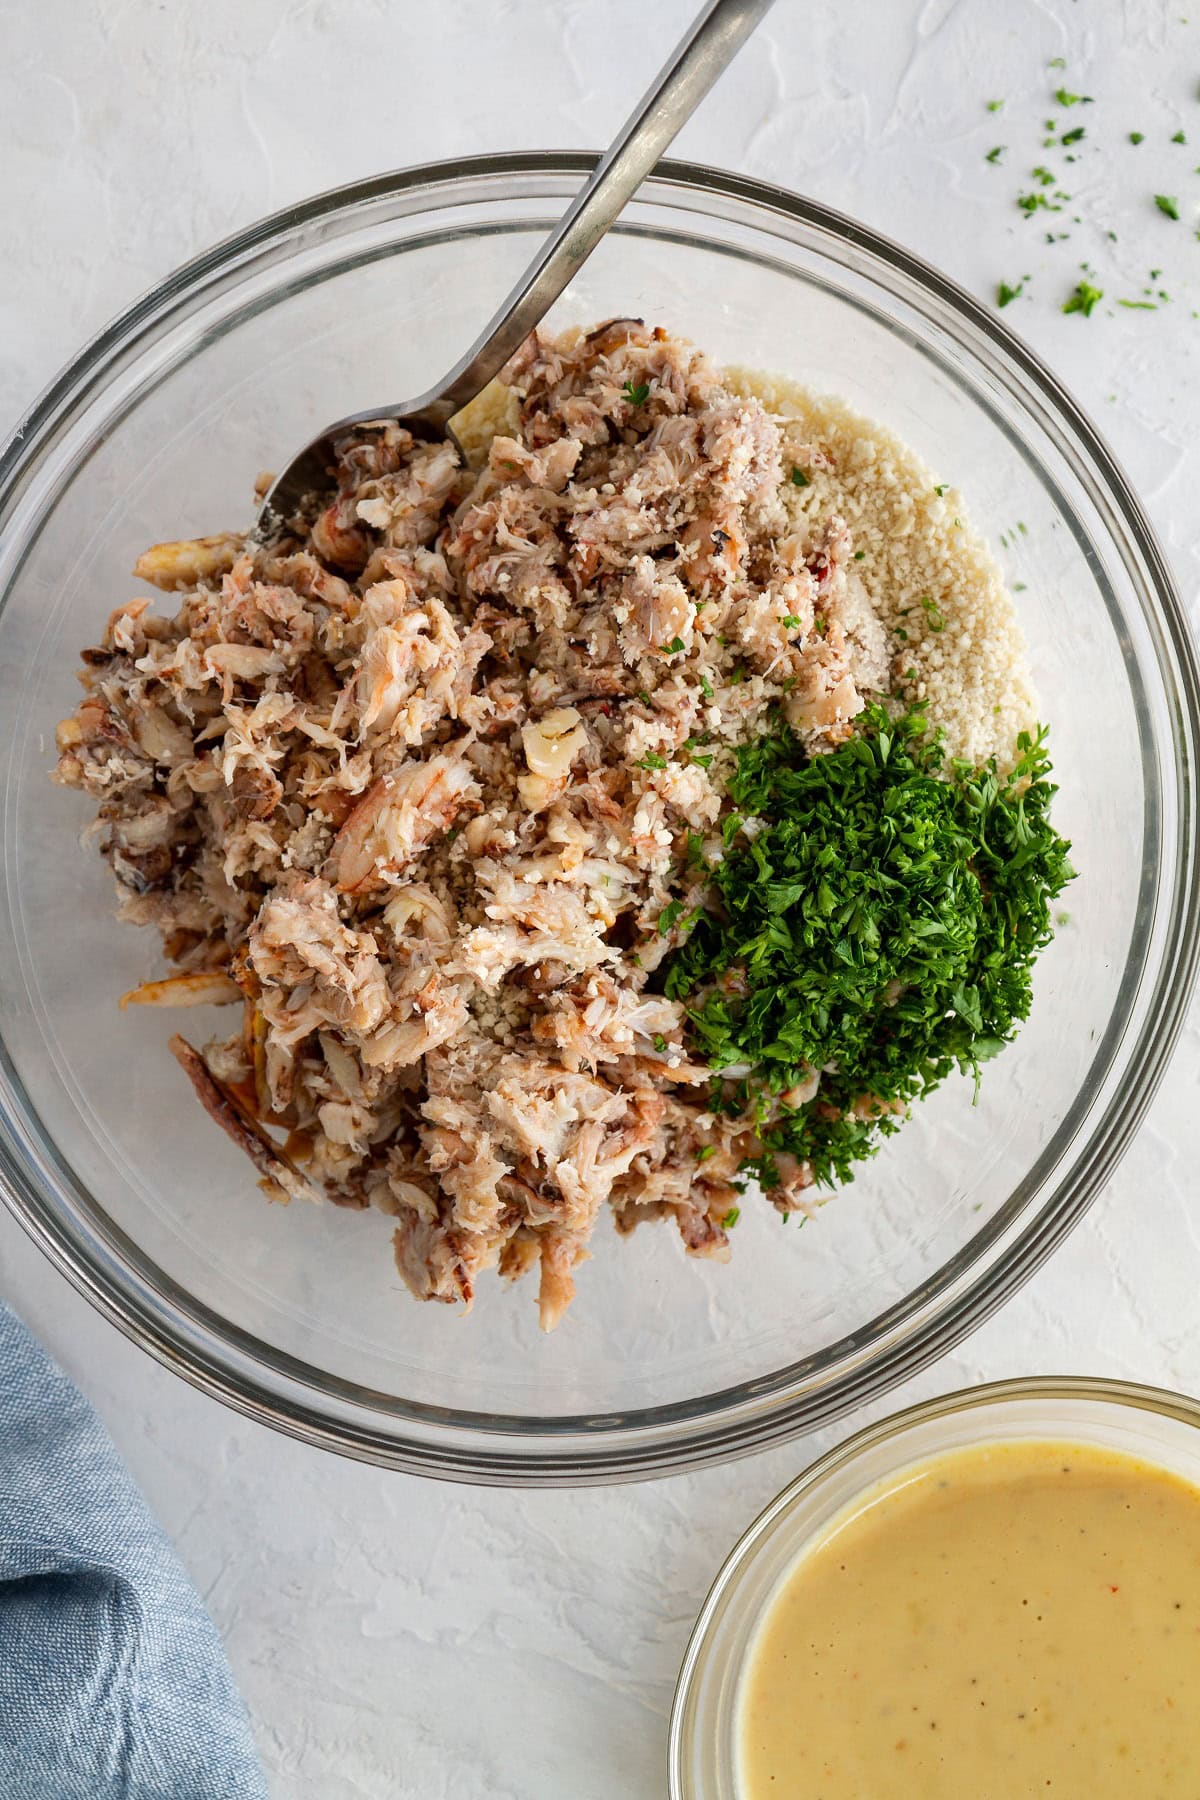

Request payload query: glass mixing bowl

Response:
[0,155,1196,1484]
[669,1376,1200,1798]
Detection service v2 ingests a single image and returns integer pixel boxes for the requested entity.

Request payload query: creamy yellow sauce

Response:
[738,1439,1200,1798]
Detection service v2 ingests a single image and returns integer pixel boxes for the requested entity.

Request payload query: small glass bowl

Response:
[0,155,1197,1483]
[669,1377,1200,1797]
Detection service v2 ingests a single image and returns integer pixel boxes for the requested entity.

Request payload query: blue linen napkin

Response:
[0,1302,267,1799]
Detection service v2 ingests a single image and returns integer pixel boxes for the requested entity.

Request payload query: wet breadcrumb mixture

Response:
[54,319,1036,1329]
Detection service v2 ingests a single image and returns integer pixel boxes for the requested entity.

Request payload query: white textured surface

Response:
[5,2,1200,1794]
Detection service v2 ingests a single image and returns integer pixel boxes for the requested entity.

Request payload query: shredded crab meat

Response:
[54,320,887,1329]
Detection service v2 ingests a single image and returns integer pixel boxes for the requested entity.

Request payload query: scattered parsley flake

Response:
[790,466,811,488]
[653,1033,669,1053]
[639,751,668,770]
[986,98,1004,111]
[658,899,685,937]
[1060,126,1085,145]
[1129,131,1145,145]
[1118,298,1158,309]
[781,615,802,628]
[622,380,650,406]
[1032,165,1056,186]
[919,594,946,631]
[853,550,865,560]
[660,636,686,655]
[1063,279,1103,316]
[721,1207,741,1229]
[985,145,1005,164]
[1054,86,1091,106]
[700,674,714,699]
[696,1144,716,1162]
[997,279,1025,307]
[1048,55,1066,69]
[1155,194,1181,219]
[638,689,652,706]
[1173,129,1188,143]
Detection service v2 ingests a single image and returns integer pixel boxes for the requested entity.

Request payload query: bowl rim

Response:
[2,151,1198,1485]
[666,1373,1200,1796]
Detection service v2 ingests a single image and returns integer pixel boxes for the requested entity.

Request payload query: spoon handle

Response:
[420,0,775,423]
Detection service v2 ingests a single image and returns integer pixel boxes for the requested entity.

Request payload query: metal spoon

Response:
[252,0,774,544]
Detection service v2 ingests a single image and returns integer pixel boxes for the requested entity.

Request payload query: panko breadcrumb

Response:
[53,318,1037,1330]
[727,369,1037,765]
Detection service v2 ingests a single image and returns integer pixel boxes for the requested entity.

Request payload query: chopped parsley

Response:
[653,1033,669,1053]
[1060,126,1085,146]
[1063,279,1103,316]
[1032,165,1056,186]
[1129,131,1145,145]
[997,279,1026,307]
[700,674,714,699]
[985,145,1005,164]
[721,1206,741,1230]
[986,98,1005,112]
[622,380,650,406]
[696,1144,716,1162]
[1155,194,1181,219]
[790,466,811,488]
[638,689,652,705]
[1054,86,1091,106]
[1173,129,1188,144]
[919,595,946,631]
[781,614,802,628]
[660,636,686,655]
[658,899,686,937]
[639,751,668,770]
[659,707,1073,1190]
[934,484,949,496]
